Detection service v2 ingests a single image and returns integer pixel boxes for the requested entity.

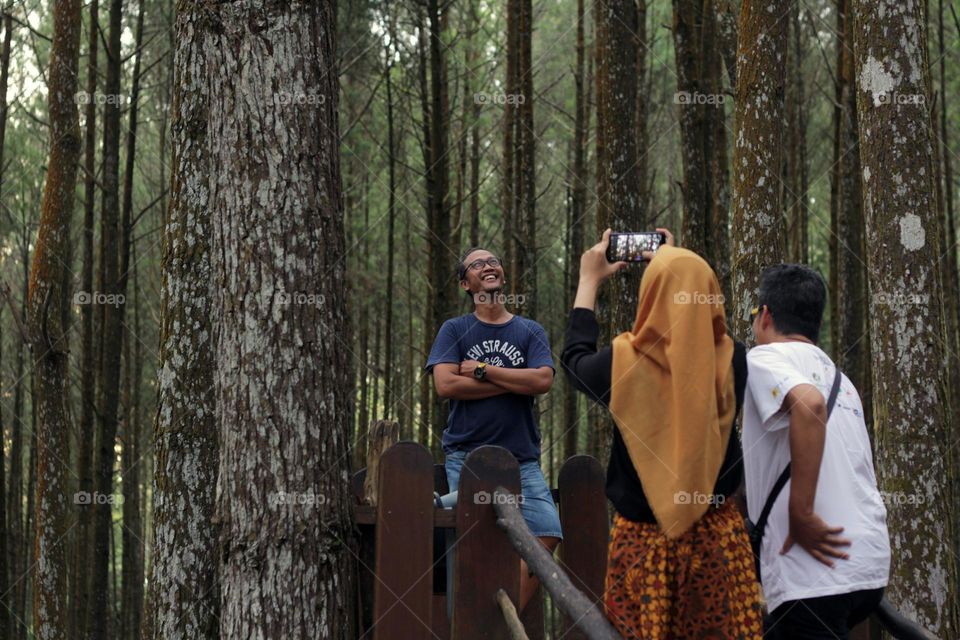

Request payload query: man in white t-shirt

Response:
[743,264,889,639]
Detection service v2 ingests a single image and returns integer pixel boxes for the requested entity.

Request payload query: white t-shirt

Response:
[743,341,890,612]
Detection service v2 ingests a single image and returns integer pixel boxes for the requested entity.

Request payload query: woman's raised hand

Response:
[579,228,627,286]
[640,227,675,262]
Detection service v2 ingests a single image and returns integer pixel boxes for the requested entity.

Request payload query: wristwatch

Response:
[474,362,488,380]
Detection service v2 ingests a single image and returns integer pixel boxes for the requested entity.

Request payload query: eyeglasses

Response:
[466,257,502,271]
[750,305,767,321]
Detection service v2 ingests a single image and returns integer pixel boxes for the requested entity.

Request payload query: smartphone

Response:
[606,232,667,263]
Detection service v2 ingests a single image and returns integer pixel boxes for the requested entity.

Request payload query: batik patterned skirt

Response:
[604,501,763,639]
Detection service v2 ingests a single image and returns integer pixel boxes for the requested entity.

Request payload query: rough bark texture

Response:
[672,0,731,304]
[730,0,789,339]
[147,3,221,636]
[205,2,356,637]
[594,0,643,334]
[27,0,82,638]
[853,0,959,633]
[830,0,871,425]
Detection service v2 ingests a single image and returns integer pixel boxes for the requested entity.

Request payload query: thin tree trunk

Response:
[936,0,960,412]
[714,0,738,87]
[384,23,397,420]
[503,0,519,289]
[72,0,98,633]
[146,2,219,636]
[564,0,589,461]
[831,0,871,426]
[853,0,959,633]
[426,0,452,443]
[118,4,145,634]
[206,2,356,635]
[90,0,125,635]
[517,0,536,316]
[730,0,789,340]
[784,4,809,264]
[0,10,12,637]
[27,1,83,637]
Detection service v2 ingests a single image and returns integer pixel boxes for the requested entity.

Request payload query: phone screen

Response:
[606,232,666,262]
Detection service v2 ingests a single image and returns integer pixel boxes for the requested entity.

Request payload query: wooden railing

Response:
[351,438,938,640]
[351,443,609,639]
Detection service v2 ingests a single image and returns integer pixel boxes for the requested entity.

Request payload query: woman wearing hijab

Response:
[561,229,762,639]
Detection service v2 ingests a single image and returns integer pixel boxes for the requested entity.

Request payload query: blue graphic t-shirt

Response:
[425,314,555,462]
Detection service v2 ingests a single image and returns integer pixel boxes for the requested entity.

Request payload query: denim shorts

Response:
[445,450,563,539]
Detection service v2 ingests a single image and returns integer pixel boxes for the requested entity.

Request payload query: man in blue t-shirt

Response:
[425,246,561,611]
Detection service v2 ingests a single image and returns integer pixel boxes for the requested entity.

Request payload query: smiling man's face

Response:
[460,249,505,296]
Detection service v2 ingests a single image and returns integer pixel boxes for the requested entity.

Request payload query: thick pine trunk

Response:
[146,2,219,637]
[730,0,789,339]
[853,0,959,633]
[205,2,356,636]
[672,0,731,303]
[27,1,82,638]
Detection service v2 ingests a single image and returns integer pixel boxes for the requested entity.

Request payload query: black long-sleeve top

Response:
[560,307,746,523]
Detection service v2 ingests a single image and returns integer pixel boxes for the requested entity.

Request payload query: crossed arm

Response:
[432,362,553,400]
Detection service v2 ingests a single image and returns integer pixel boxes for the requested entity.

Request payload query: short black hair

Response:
[757,263,827,342]
[457,246,499,281]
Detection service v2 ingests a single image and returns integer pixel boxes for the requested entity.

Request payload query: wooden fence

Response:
[352,443,608,639]
[351,441,936,640]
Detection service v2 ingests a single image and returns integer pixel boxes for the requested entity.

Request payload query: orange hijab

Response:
[609,246,736,538]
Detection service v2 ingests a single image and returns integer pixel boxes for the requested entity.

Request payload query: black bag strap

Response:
[753,366,843,540]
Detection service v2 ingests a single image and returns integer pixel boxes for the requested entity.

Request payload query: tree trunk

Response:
[672,0,731,303]
[27,0,82,637]
[714,0,738,87]
[72,0,98,633]
[503,0,519,290]
[119,4,145,634]
[830,0,871,426]
[426,0,452,443]
[564,0,590,461]
[90,0,126,635]
[594,0,643,333]
[730,0,789,339]
[936,0,960,413]
[784,4,809,264]
[146,2,219,637]
[0,10,12,638]
[516,0,536,316]
[853,0,959,633]
[205,2,356,636]
[592,0,643,464]
[383,21,397,421]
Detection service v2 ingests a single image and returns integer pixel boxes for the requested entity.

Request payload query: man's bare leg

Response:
[519,536,561,611]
